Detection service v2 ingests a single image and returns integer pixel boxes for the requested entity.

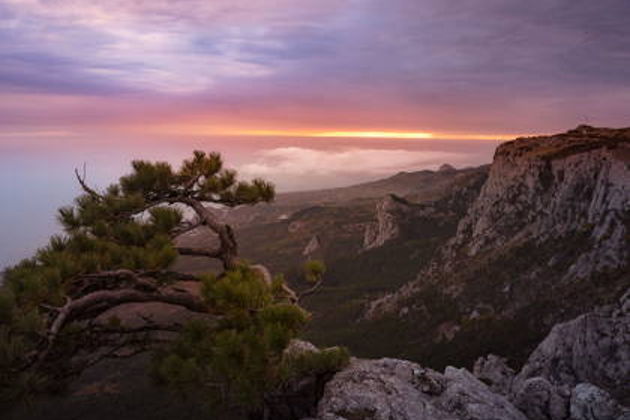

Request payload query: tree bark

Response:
[179,197,239,270]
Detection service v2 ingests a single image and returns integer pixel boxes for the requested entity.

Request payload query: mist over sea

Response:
[0,134,499,268]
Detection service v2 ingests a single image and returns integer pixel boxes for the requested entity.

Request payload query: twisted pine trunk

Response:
[178,197,239,270]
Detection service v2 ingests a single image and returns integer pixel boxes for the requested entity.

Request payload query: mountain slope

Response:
[363,126,630,368]
[312,287,630,420]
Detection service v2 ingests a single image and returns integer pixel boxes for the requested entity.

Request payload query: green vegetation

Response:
[152,263,347,409]
[0,152,346,413]
[304,260,326,284]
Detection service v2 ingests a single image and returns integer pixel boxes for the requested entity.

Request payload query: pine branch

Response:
[36,286,210,366]
[74,165,104,201]
[297,280,323,303]
[175,246,223,258]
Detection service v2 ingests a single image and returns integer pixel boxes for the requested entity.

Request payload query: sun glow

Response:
[216,129,434,139]
[138,124,525,141]
[213,129,526,141]
[314,131,433,139]
[229,129,527,141]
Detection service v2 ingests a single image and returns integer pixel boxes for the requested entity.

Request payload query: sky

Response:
[1,0,629,267]
[2,0,630,136]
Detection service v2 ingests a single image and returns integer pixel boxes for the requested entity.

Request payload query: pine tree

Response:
[0,151,348,411]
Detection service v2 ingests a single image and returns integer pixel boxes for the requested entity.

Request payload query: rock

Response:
[313,358,527,420]
[473,354,515,395]
[412,366,447,395]
[362,127,629,369]
[512,376,569,420]
[438,163,456,172]
[570,383,630,420]
[447,126,630,279]
[507,289,630,420]
[284,339,320,357]
[512,290,630,404]
[363,195,407,250]
[303,235,321,256]
[289,220,307,233]
[264,340,336,420]
[441,366,528,420]
[320,290,629,420]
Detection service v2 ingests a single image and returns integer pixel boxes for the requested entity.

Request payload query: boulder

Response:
[570,383,630,420]
[473,354,515,395]
[313,358,527,420]
[512,290,630,406]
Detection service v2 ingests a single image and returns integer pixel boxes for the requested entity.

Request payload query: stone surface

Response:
[512,290,630,406]
[508,289,630,420]
[447,126,630,279]
[512,376,570,420]
[363,195,408,250]
[438,163,456,172]
[318,288,630,420]
[570,383,630,420]
[473,354,515,395]
[303,235,321,256]
[362,127,630,368]
[313,358,527,420]
[264,340,336,420]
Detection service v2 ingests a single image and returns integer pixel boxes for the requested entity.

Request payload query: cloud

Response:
[237,146,471,190]
[1,0,630,132]
[0,0,348,94]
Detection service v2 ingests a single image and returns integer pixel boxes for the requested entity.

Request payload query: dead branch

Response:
[74,165,104,201]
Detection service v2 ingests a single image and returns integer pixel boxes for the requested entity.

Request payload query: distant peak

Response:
[567,124,597,135]
[438,163,456,172]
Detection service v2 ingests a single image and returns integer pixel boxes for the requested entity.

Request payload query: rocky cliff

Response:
[363,167,488,251]
[363,126,630,368]
[362,195,425,250]
[309,288,630,420]
[446,125,629,279]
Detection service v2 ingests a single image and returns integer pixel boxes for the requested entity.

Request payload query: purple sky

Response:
[1,0,629,134]
[1,0,629,267]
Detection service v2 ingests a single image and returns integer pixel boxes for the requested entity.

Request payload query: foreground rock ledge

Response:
[306,288,629,420]
[309,357,526,420]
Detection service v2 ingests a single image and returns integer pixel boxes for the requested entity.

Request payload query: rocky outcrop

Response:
[361,169,488,252]
[362,127,629,367]
[473,354,515,395]
[303,235,321,256]
[446,125,630,279]
[263,340,336,420]
[312,358,527,420]
[363,195,415,250]
[439,163,456,173]
[570,383,629,420]
[509,288,630,420]
[310,288,629,420]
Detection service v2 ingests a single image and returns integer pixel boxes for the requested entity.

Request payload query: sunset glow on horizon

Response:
[128,123,526,142]
[176,128,526,141]
[2,1,630,139]
[1,0,630,267]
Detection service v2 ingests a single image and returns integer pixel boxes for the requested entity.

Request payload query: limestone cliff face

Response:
[303,235,321,256]
[363,195,403,250]
[362,168,488,252]
[363,127,630,367]
[446,125,630,280]
[363,195,425,250]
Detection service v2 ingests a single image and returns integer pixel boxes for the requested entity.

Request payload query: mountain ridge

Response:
[360,125,628,368]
